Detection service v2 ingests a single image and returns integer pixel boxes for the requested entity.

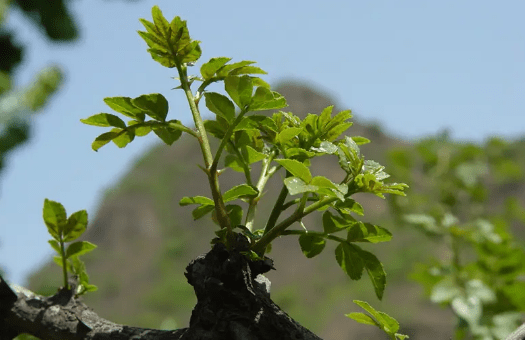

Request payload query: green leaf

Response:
[192,205,215,220]
[241,145,266,164]
[225,75,253,108]
[127,120,152,137]
[91,130,123,151]
[179,40,202,64]
[234,115,277,132]
[226,204,243,227]
[104,96,145,121]
[63,210,88,242]
[151,6,170,38]
[345,312,380,327]
[200,57,232,79]
[347,222,392,243]
[352,136,371,145]
[204,119,228,139]
[335,199,364,216]
[224,155,244,173]
[352,300,400,333]
[137,30,167,52]
[276,127,303,145]
[152,124,182,145]
[80,113,126,129]
[65,241,97,259]
[323,211,354,234]
[217,60,256,77]
[275,159,312,183]
[43,199,67,239]
[179,196,214,206]
[48,240,61,254]
[335,242,364,280]
[223,184,258,202]
[299,234,326,258]
[249,87,287,111]
[283,177,318,196]
[310,176,347,200]
[317,106,333,130]
[204,92,235,123]
[131,93,169,122]
[228,66,267,76]
[359,249,387,300]
[311,141,338,154]
[111,128,135,148]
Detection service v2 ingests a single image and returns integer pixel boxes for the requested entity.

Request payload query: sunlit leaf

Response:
[132,93,169,122]
[179,196,214,206]
[80,113,126,129]
[223,184,258,202]
[275,159,312,183]
[65,241,97,259]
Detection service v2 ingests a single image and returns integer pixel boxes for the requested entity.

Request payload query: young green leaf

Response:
[43,199,67,239]
[103,96,145,121]
[350,300,402,336]
[249,86,287,111]
[80,113,126,129]
[63,210,88,242]
[276,127,303,145]
[131,93,169,122]
[283,177,318,196]
[179,196,214,206]
[275,159,312,183]
[127,120,153,137]
[223,184,258,202]
[65,241,97,259]
[335,199,365,216]
[299,233,326,258]
[200,57,232,79]
[111,128,135,148]
[151,6,170,38]
[204,92,235,123]
[91,130,123,151]
[192,205,215,220]
[225,75,253,109]
[47,240,61,254]
[346,312,380,327]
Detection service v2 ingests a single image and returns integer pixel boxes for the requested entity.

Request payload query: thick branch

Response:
[0,235,322,340]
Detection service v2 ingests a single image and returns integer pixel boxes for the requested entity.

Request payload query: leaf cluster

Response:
[347,300,409,340]
[81,6,408,301]
[43,199,97,296]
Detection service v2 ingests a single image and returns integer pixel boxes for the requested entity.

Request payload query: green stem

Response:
[210,108,248,175]
[253,196,338,255]
[263,183,288,234]
[175,62,231,234]
[245,153,277,231]
[60,239,69,290]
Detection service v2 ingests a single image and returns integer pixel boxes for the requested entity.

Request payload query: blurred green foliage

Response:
[387,133,525,339]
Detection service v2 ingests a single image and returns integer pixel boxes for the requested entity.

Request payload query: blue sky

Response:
[1,0,524,285]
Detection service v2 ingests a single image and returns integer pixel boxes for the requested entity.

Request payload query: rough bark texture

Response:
[0,237,322,340]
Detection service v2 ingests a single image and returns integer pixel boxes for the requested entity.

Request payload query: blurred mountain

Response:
[27,81,525,339]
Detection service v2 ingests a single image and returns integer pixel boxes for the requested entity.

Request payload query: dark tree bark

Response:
[0,237,322,340]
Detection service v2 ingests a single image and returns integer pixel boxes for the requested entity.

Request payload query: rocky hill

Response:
[27,81,525,339]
